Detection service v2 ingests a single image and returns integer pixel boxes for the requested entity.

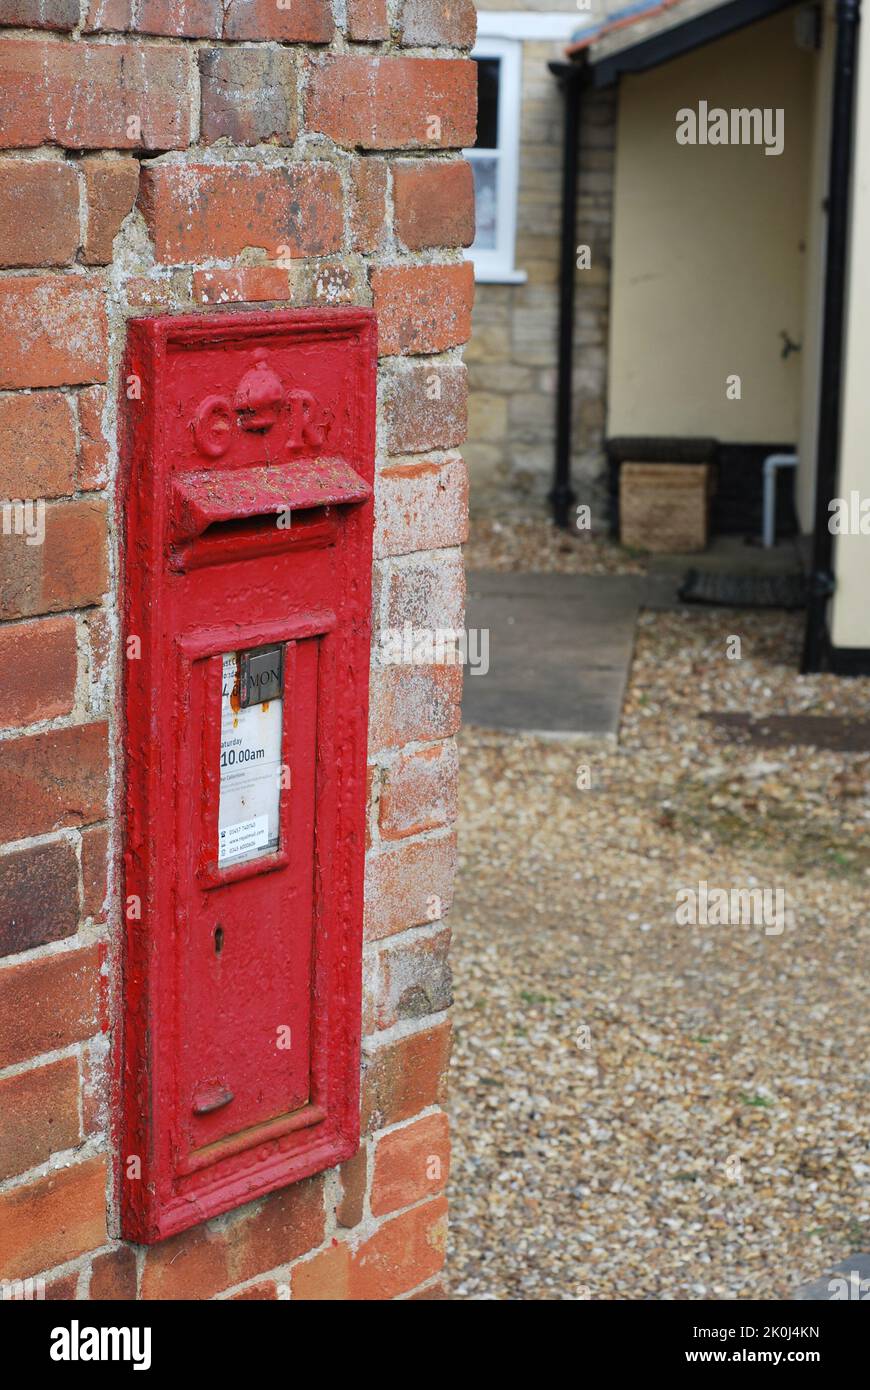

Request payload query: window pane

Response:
[475,57,500,150]
[471,157,498,251]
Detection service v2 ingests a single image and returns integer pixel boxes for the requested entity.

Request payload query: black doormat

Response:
[678,569,807,609]
[703,712,870,751]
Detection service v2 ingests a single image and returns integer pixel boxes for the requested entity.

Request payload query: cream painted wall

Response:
[607,10,814,442]
[831,13,870,649]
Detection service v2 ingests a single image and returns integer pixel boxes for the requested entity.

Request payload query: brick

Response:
[80,824,109,923]
[0,616,77,731]
[408,1279,448,1298]
[0,277,107,390]
[365,833,456,942]
[376,457,468,559]
[350,158,387,254]
[80,1037,107,1137]
[0,499,108,621]
[392,161,475,251]
[380,742,458,839]
[229,1175,325,1285]
[139,164,343,264]
[230,1280,278,1299]
[369,664,462,752]
[371,1112,449,1216]
[0,1156,107,1282]
[398,0,477,48]
[362,1022,451,1133]
[375,925,453,1029]
[0,944,102,1068]
[0,1057,80,1182]
[286,259,368,309]
[0,0,78,28]
[200,47,297,146]
[347,0,388,41]
[306,56,477,151]
[0,838,78,957]
[141,1225,231,1301]
[89,1246,138,1300]
[81,158,139,266]
[0,723,108,843]
[85,0,222,36]
[386,551,465,632]
[77,386,109,490]
[86,607,111,692]
[0,391,77,500]
[44,1270,79,1297]
[291,1242,350,1300]
[371,263,474,356]
[349,1196,447,1299]
[384,363,468,455]
[223,0,333,42]
[0,39,192,151]
[193,267,291,306]
[336,1147,368,1229]
[0,162,79,268]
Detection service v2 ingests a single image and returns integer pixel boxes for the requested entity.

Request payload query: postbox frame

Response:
[116,309,376,1243]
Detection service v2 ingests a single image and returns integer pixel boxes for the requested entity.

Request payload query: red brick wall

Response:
[0,0,475,1300]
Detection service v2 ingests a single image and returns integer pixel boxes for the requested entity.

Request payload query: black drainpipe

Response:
[548,62,584,529]
[802,0,862,672]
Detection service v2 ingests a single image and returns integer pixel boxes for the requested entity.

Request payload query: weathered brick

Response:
[350,158,387,254]
[347,0,388,41]
[80,1037,107,1138]
[306,56,477,151]
[80,823,108,923]
[0,161,79,268]
[371,1112,450,1216]
[371,263,474,356]
[200,47,297,146]
[0,391,77,499]
[349,1195,447,1299]
[89,1245,138,1300]
[139,164,343,264]
[86,607,111,693]
[44,1270,80,1297]
[398,0,477,48]
[230,1280,279,1299]
[291,1242,350,1300]
[81,158,139,266]
[0,38,192,151]
[193,267,291,306]
[77,386,109,490]
[85,0,222,36]
[223,0,333,42]
[408,1279,448,1298]
[0,1155,107,1282]
[0,616,77,731]
[0,723,108,843]
[362,1024,451,1133]
[0,944,102,1069]
[365,833,457,941]
[336,1147,368,1229]
[376,457,468,559]
[229,1175,325,1285]
[383,363,468,455]
[0,838,78,957]
[0,499,108,620]
[140,1225,231,1300]
[369,664,462,752]
[386,551,465,633]
[0,1057,80,1182]
[374,924,453,1029]
[379,742,458,839]
[0,277,107,390]
[392,160,475,250]
[0,0,78,29]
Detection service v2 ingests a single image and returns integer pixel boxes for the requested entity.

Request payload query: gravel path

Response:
[447,603,870,1300]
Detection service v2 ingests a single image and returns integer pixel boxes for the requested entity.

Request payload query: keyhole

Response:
[214,925,224,955]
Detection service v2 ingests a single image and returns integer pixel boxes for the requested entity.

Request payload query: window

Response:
[465,37,526,284]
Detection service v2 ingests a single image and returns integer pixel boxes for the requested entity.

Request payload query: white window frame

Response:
[465,37,526,285]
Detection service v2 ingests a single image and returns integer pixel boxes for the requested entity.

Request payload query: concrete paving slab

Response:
[462,572,641,738]
[792,1254,870,1300]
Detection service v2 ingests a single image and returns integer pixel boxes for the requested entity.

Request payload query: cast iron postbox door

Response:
[118,309,376,1242]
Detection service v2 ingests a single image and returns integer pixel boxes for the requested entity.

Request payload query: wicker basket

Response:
[619,462,710,553]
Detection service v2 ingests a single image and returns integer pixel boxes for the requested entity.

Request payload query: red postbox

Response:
[117,309,376,1242]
